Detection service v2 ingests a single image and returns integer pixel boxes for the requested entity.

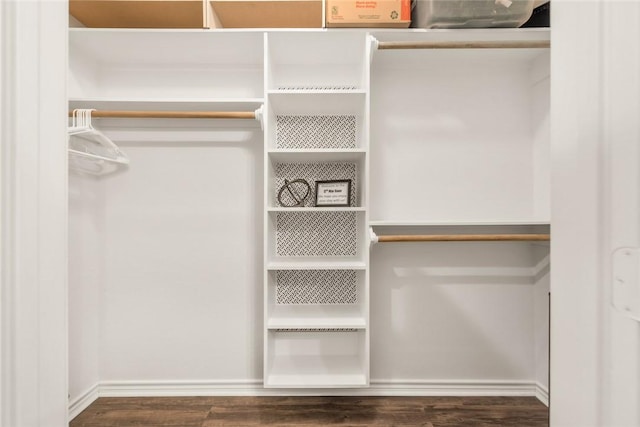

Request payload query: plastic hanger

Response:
[68,109,129,175]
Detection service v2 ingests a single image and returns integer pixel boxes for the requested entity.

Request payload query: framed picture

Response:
[315,180,352,207]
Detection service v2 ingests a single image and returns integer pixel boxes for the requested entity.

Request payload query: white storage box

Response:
[412,0,534,28]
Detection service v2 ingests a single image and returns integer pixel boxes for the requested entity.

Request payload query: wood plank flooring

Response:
[70,396,549,426]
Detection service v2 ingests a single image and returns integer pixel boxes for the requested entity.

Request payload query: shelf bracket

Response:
[255,105,264,130]
[612,247,640,322]
[369,227,379,245]
[367,35,379,64]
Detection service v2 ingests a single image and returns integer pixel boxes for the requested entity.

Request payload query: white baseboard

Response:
[68,383,99,421]
[368,379,538,396]
[96,379,539,397]
[535,381,549,407]
[99,379,265,397]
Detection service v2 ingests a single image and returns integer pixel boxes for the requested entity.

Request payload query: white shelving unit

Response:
[366,29,551,400]
[263,32,370,388]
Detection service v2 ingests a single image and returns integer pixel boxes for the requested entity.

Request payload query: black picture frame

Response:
[314,179,352,207]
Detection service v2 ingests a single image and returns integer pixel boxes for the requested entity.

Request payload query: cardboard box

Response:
[208,0,323,28]
[326,0,411,27]
[70,0,207,29]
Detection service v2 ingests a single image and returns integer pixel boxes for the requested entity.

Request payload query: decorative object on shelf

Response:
[315,180,352,207]
[276,163,357,207]
[277,178,311,207]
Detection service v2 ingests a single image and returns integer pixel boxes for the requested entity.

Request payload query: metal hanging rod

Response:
[376,40,550,50]
[67,110,257,119]
[370,230,550,244]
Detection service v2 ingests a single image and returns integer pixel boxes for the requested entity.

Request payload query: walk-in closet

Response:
[3,1,640,426]
[67,26,551,411]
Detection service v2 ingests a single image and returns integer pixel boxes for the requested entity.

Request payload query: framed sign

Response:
[315,180,352,207]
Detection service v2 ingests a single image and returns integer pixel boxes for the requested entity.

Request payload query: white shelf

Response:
[371,28,550,42]
[369,220,550,238]
[69,98,264,112]
[268,149,366,163]
[267,317,366,330]
[268,207,366,213]
[267,260,366,271]
[369,220,550,227]
[268,92,366,115]
[265,356,367,388]
[267,89,366,95]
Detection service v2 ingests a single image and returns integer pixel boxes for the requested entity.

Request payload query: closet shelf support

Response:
[369,228,550,244]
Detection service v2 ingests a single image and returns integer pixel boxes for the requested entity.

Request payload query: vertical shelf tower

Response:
[263,32,370,388]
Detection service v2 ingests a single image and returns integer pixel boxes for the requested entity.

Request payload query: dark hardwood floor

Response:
[70,396,548,426]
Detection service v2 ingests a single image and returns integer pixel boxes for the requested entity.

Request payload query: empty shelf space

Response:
[69,29,265,66]
[268,92,366,116]
[371,28,550,68]
[266,356,367,388]
[69,30,265,100]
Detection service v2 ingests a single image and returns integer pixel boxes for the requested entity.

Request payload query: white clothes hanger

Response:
[68,109,129,175]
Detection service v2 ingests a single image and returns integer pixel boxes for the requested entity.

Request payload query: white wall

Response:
[532,246,549,396]
[69,135,548,393]
[530,50,550,398]
[531,53,550,220]
[68,174,103,402]
[370,241,537,383]
[370,57,541,223]
[98,126,264,383]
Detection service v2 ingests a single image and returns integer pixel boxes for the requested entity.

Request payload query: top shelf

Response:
[69,27,549,67]
[369,219,550,227]
[371,28,550,42]
[369,220,550,236]
[69,98,264,111]
[69,28,549,99]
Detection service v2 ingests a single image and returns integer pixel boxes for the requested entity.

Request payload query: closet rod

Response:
[67,110,256,119]
[376,40,550,50]
[376,234,551,243]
